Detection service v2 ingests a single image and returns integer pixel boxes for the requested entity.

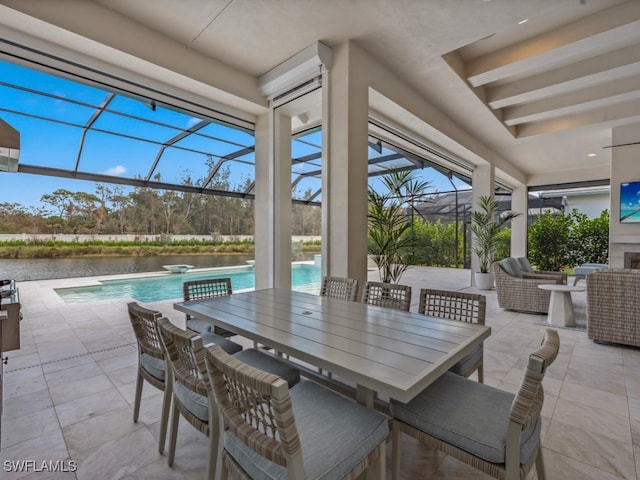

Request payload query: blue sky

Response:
[1,60,468,211]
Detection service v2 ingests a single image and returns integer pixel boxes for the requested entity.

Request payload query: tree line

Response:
[0,170,321,236]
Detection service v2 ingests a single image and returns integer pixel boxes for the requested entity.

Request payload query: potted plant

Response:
[470,195,521,289]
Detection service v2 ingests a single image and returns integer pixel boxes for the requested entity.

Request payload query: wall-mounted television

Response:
[620,181,640,223]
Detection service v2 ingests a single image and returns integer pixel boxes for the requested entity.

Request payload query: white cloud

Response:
[187,117,202,128]
[105,165,127,176]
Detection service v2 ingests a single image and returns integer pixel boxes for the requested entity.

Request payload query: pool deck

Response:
[2,266,640,479]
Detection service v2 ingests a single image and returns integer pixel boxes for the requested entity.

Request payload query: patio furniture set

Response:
[493,257,640,348]
[492,256,586,326]
[128,275,559,480]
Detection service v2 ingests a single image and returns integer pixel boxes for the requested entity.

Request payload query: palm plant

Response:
[470,195,520,273]
[368,171,430,283]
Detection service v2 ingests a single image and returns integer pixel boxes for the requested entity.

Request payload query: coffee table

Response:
[538,284,585,327]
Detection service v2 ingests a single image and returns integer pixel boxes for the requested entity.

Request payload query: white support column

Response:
[324,42,369,288]
[471,164,494,285]
[254,112,271,289]
[254,108,292,290]
[510,185,528,258]
[273,111,293,289]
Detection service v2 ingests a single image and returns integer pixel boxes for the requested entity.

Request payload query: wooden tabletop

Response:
[174,288,491,404]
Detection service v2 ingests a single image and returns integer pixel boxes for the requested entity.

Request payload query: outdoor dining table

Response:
[174,288,491,406]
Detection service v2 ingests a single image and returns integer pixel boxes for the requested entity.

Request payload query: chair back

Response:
[509,328,559,430]
[183,278,234,336]
[205,344,304,476]
[127,302,164,360]
[362,281,412,311]
[156,317,209,398]
[418,289,486,325]
[183,277,232,302]
[320,276,359,301]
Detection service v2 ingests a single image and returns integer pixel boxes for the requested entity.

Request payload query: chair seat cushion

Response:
[140,353,165,381]
[224,380,389,480]
[201,332,243,354]
[448,344,482,377]
[174,379,209,422]
[391,371,541,464]
[233,349,301,388]
[186,318,213,334]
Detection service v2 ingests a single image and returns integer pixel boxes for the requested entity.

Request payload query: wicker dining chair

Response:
[418,288,486,382]
[204,344,388,480]
[362,281,412,311]
[156,317,301,478]
[320,276,359,301]
[183,277,235,337]
[391,328,560,480]
[127,302,171,454]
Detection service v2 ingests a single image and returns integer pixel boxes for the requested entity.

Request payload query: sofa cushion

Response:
[515,257,535,274]
[498,258,522,278]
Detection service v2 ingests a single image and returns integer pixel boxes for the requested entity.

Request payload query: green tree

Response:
[411,218,461,267]
[41,189,75,219]
[528,211,574,271]
[567,209,609,265]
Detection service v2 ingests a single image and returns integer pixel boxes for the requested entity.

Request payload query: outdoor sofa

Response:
[587,268,640,347]
[492,257,566,314]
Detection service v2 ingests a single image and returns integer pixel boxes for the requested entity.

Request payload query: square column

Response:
[323,42,370,288]
[254,110,292,289]
[510,185,528,258]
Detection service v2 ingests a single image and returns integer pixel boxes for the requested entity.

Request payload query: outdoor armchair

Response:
[391,328,559,480]
[493,260,564,314]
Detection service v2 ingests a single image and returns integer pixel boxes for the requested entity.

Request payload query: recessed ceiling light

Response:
[588,153,597,157]
[518,19,529,25]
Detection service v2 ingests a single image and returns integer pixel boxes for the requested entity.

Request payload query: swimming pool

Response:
[55,263,322,303]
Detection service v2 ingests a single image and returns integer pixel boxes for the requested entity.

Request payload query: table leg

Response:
[547,291,576,327]
[356,385,375,409]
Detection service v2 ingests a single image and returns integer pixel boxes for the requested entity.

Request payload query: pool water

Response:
[55,264,322,303]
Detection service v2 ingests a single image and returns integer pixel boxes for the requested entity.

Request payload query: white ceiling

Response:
[2,0,640,189]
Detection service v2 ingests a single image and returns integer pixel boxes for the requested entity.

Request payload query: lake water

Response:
[0,254,267,281]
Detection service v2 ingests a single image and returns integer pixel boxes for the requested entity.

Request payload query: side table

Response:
[538,284,585,327]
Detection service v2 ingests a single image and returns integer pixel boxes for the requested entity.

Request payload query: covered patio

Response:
[1,2,640,479]
[1,267,637,479]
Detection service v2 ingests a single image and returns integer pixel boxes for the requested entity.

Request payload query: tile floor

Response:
[1,266,639,479]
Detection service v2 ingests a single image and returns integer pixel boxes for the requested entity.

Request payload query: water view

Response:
[1,254,261,281]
